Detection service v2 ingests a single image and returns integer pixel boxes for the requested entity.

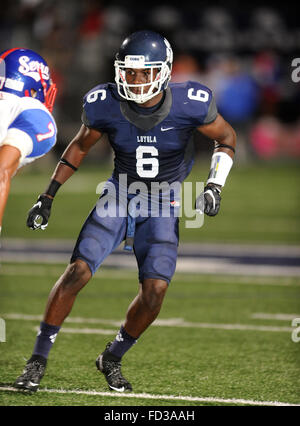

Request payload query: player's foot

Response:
[96,342,132,392]
[14,355,47,392]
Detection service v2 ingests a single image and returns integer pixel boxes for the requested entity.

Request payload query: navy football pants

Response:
[71,198,179,284]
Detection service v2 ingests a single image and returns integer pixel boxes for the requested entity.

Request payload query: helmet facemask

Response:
[38,67,57,113]
[24,66,57,112]
[115,55,171,104]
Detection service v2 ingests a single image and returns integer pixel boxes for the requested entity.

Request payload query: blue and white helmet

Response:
[0,48,57,112]
[115,30,173,104]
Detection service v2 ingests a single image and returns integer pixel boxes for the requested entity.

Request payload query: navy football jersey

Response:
[82,81,217,186]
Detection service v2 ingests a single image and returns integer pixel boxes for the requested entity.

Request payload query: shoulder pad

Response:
[170,81,218,126]
[20,96,55,119]
[82,83,117,130]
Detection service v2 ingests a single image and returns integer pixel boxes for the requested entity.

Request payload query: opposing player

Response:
[0,48,57,236]
[14,31,236,392]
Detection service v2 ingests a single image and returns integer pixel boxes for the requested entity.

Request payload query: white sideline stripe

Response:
[1,265,299,286]
[2,253,300,277]
[252,313,300,321]
[33,326,116,335]
[3,239,300,256]
[4,313,293,333]
[4,313,122,327]
[0,386,299,406]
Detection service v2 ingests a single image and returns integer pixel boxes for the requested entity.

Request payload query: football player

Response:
[14,31,236,393]
[0,48,57,236]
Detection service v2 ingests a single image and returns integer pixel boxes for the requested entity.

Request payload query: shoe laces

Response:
[104,358,122,377]
[21,360,45,380]
[103,358,129,385]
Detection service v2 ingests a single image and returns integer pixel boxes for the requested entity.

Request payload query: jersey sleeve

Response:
[203,94,218,124]
[178,81,218,127]
[8,106,57,159]
[81,84,111,131]
[0,96,11,143]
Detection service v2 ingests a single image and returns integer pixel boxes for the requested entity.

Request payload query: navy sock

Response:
[32,321,61,359]
[108,325,137,359]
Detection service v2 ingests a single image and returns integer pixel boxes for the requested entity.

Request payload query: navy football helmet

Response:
[115,30,173,104]
[0,48,57,112]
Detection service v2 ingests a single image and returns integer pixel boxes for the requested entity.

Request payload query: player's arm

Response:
[195,114,236,216]
[197,113,236,160]
[27,125,102,230]
[0,145,21,234]
[47,124,102,187]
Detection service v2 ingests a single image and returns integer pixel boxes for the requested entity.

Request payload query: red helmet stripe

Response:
[0,48,22,60]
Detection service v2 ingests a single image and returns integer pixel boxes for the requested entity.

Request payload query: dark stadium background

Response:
[1,0,300,164]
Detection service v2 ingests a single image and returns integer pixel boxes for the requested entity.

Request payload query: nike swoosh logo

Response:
[161,127,174,132]
[28,381,39,387]
[109,385,125,392]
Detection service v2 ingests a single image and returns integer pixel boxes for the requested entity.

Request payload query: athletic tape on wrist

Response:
[207,152,233,187]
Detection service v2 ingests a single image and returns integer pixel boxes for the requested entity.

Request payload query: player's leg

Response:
[43,258,92,326]
[13,258,92,392]
[123,278,168,338]
[0,145,21,233]
[121,215,178,339]
[14,202,127,392]
[96,277,168,392]
[97,215,178,392]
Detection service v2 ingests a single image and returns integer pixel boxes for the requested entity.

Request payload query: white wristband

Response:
[207,151,233,187]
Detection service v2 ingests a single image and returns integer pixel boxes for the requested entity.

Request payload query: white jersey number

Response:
[86,89,106,103]
[136,146,159,178]
[188,88,209,102]
[36,122,55,142]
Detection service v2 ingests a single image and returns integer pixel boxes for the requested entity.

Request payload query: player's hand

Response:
[26,194,53,230]
[195,184,222,216]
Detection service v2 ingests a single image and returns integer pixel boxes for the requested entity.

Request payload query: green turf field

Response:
[2,160,300,244]
[1,160,299,407]
[0,263,300,406]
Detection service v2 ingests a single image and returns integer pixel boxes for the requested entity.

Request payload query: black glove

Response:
[195,184,222,217]
[26,195,53,230]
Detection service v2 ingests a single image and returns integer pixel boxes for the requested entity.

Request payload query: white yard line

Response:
[3,313,293,333]
[251,313,300,321]
[0,386,299,406]
[33,326,116,335]
[3,313,123,326]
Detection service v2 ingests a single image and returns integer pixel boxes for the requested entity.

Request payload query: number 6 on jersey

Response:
[136,145,159,178]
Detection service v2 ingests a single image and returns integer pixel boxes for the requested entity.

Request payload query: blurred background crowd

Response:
[1,0,300,164]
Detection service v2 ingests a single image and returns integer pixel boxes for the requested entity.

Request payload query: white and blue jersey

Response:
[0,91,57,168]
